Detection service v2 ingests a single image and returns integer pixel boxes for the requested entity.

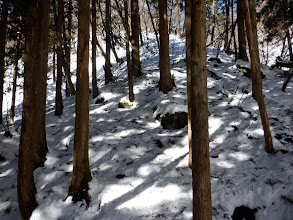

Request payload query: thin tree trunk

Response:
[145,0,160,49]
[286,30,293,61]
[105,0,113,84]
[69,0,92,204]
[92,0,99,98]
[53,44,56,82]
[10,32,22,124]
[0,0,8,124]
[190,0,212,218]
[176,0,181,37]
[55,0,64,116]
[159,0,174,93]
[185,0,192,168]
[211,0,216,42]
[124,0,134,102]
[169,0,173,34]
[63,0,75,97]
[237,0,248,61]
[243,0,274,153]
[131,0,141,77]
[224,0,230,52]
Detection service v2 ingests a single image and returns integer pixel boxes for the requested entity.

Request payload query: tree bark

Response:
[131,0,142,77]
[210,0,216,42]
[10,31,22,124]
[55,0,64,116]
[69,0,92,204]
[105,0,113,84]
[237,0,248,61]
[18,0,50,218]
[0,0,8,124]
[243,0,274,153]
[224,0,230,52]
[124,0,135,102]
[176,0,181,37]
[53,44,56,82]
[92,0,99,98]
[190,0,212,219]
[286,30,293,61]
[185,0,192,168]
[158,0,174,93]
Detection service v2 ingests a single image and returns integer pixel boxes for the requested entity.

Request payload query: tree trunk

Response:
[10,31,22,124]
[131,0,142,77]
[53,44,56,82]
[224,0,230,52]
[176,0,181,37]
[169,0,173,34]
[55,0,64,116]
[190,0,212,219]
[63,0,75,97]
[18,0,50,218]
[0,0,8,124]
[211,0,215,42]
[124,0,134,102]
[286,30,293,61]
[158,0,174,93]
[145,0,160,49]
[92,0,99,98]
[69,0,92,204]
[105,0,113,84]
[237,0,248,61]
[185,0,192,168]
[243,0,274,153]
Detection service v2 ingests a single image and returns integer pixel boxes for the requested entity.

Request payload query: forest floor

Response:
[0,35,293,220]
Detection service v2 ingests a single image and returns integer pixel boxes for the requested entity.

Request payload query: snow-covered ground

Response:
[0,34,293,220]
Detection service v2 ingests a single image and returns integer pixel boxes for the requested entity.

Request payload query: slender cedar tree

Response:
[185,0,192,168]
[190,0,212,219]
[237,0,248,61]
[124,0,135,101]
[224,0,230,52]
[105,0,113,84]
[243,0,274,153]
[92,0,99,98]
[131,0,141,77]
[158,0,174,93]
[69,0,92,203]
[0,0,8,124]
[55,0,64,116]
[10,27,22,123]
[18,0,50,218]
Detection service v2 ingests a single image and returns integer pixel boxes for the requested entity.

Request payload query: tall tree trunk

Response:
[158,0,174,93]
[185,0,192,168]
[69,0,92,204]
[211,0,216,42]
[63,0,75,97]
[176,0,181,37]
[0,0,8,124]
[10,31,22,124]
[18,0,50,218]
[243,0,274,153]
[190,0,212,219]
[105,0,113,84]
[145,0,160,49]
[169,0,173,34]
[53,44,56,82]
[124,0,134,102]
[92,0,99,98]
[224,0,230,52]
[131,0,141,77]
[33,0,50,169]
[237,0,248,61]
[286,30,293,61]
[55,0,64,116]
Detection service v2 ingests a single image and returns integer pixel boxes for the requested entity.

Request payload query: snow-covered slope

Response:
[0,34,292,220]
